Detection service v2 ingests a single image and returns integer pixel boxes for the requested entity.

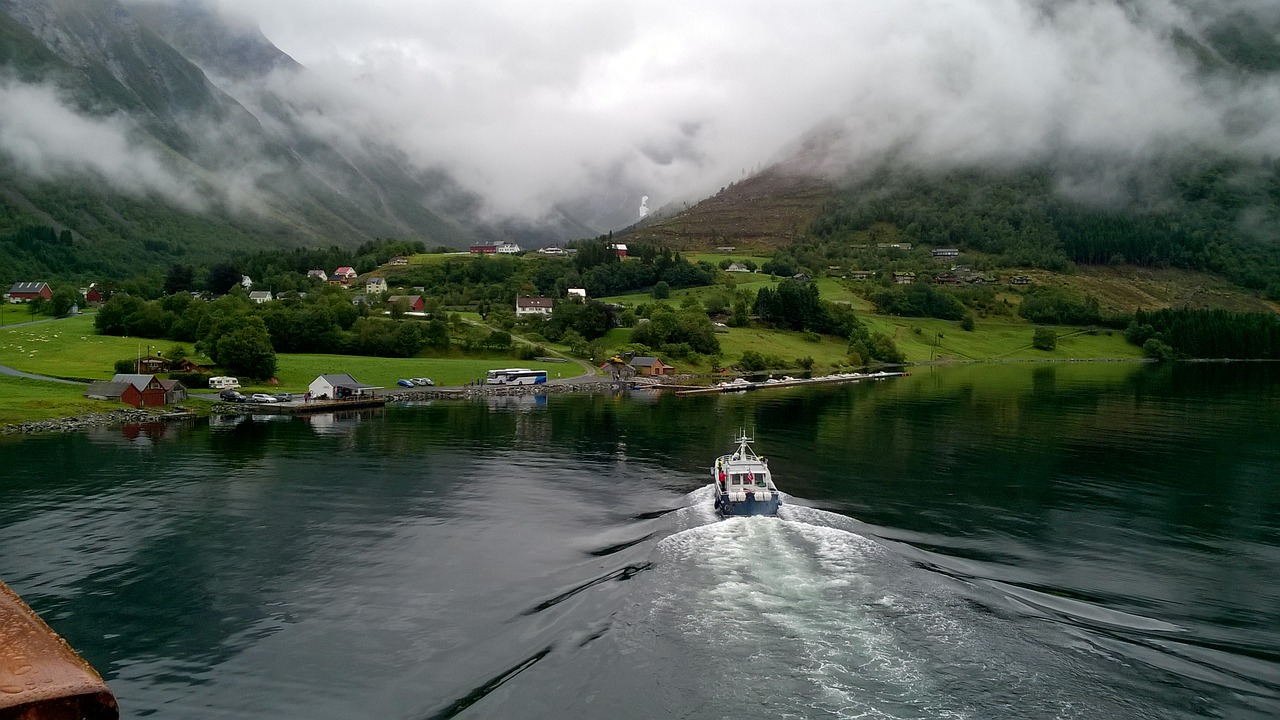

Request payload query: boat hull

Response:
[714,490,781,517]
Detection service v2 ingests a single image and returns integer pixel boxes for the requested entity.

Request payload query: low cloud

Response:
[0,78,206,209]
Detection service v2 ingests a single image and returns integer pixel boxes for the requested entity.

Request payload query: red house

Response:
[335,266,358,279]
[85,284,103,305]
[609,243,627,257]
[7,282,52,303]
[83,374,169,408]
[387,295,425,312]
[470,242,499,254]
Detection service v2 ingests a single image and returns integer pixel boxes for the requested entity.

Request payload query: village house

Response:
[715,246,737,252]
[84,284,104,305]
[933,273,963,286]
[629,356,675,377]
[365,277,388,294]
[849,270,876,281]
[470,242,499,254]
[308,374,379,400]
[335,266,358,280]
[329,273,351,287]
[1011,275,1033,286]
[609,243,628,257]
[893,271,916,285]
[307,269,329,281]
[931,248,960,258]
[388,256,410,266]
[877,242,913,251]
[134,355,169,374]
[516,296,554,315]
[172,357,212,374]
[159,379,188,404]
[538,245,567,255]
[726,262,751,273]
[83,374,178,408]
[496,241,522,254]
[248,291,273,304]
[386,294,425,312]
[6,282,52,303]
[567,288,587,300]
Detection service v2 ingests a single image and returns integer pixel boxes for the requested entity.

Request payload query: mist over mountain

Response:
[4,0,1280,285]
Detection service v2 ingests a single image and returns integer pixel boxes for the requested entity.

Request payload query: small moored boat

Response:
[712,434,781,516]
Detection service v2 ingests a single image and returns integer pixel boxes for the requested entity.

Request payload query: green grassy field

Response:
[861,316,1143,363]
[0,375,122,425]
[0,315,145,379]
[686,253,772,266]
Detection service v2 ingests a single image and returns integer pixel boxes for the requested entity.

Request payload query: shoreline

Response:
[8,356,1274,435]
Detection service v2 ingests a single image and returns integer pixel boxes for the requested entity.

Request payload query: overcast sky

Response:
[10,0,1280,224]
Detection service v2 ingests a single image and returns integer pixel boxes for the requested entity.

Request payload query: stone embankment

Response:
[4,408,194,435]
[384,380,624,402]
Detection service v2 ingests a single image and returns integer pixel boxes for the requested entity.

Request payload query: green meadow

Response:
[0,315,144,380]
[0,375,127,426]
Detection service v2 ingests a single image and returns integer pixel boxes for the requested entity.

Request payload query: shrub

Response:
[1033,327,1057,351]
[114,359,134,374]
[960,315,975,331]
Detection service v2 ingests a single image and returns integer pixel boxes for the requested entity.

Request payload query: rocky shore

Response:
[3,408,196,435]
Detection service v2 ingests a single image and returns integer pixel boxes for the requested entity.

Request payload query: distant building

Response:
[931,248,960,257]
[470,242,499,254]
[335,266,358,280]
[241,275,253,289]
[308,374,380,400]
[715,246,737,252]
[387,294,425,312]
[893,271,916,285]
[567,288,587,300]
[365,277,388,294]
[388,256,409,266]
[84,374,170,408]
[538,246,567,255]
[1011,275,1032,286]
[849,271,876,281]
[6,282,52,303]
[496,242,522,254]
[726,262,750,273]
[84,284,103,305]
[609,243,628,257]
[877,243,912,251]
[248,291,274,304]
[516,296,554,315]
[307,269,328,281]
[629,356,674,376]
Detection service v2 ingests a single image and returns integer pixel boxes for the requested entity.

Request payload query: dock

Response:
[674,371,904,397]
[220,397,387,415]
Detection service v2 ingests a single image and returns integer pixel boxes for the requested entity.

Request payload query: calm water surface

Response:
[1,362,1277,718]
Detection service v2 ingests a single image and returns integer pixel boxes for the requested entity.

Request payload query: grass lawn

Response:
[686,253,772,266]
[861,316,1143,363]
[0,315,145,379]
[0,376,121,425]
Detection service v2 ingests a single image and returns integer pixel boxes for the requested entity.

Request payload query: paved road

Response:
[0,363,85,385]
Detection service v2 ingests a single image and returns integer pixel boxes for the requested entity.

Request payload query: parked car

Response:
[412,377,434,386]
[250,393,278,403]
[219,389,246,403]
[272,392,292,402]
[396,379,415,388]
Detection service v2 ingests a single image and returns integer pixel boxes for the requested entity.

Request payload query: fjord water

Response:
[1,363,1277,719]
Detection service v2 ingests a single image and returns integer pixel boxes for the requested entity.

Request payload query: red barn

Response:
[386,295,425,312]
[470,242,499,254]
[7,282,52,303]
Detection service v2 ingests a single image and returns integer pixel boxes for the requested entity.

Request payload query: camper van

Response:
[208,376,240,390]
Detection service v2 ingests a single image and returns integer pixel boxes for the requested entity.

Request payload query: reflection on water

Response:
[0,362,1276,719]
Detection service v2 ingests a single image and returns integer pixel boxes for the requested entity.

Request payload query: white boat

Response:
[711,434,781,516]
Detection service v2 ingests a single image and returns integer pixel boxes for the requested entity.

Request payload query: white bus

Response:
[486,368,548,385]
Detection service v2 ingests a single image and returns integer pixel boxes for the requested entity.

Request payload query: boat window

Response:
[731,474,745,485]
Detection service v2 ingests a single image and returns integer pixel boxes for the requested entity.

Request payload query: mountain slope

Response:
[0,0,482,284]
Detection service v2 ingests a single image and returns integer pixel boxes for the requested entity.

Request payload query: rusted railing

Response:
[0,580,118,720]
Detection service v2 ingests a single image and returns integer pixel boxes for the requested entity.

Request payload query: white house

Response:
[567,288,587,300]
[516,296,554,315]
[335,266,358,280]
[726,262,750,273]
[538,246,567,255]
[307,269,328,281]
[241,275,253,289]
[365,277,388,294]
[248,291,273,304]
[308,374,380,400]
[496,241,522,254]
